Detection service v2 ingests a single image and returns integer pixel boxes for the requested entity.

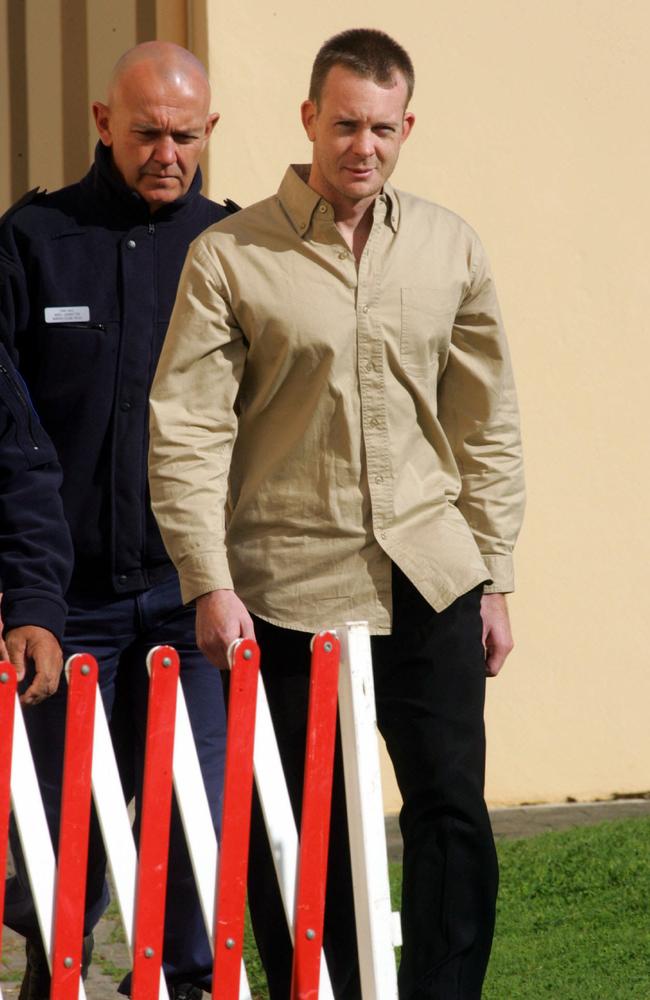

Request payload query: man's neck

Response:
[334,203,374,265]
[304,167,378,265]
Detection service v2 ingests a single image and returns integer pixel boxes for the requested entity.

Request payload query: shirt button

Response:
[370,417,379,426]
[121,400,132,411]
[338,251,348,260]
[380,531,387,540]
[319,204,327,214]
[118,574,127,584]
[126,239,136,249]
[362,304,369,313]
[375,475,384,484]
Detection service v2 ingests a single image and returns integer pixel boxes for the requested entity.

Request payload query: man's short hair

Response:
[309,28,415,107]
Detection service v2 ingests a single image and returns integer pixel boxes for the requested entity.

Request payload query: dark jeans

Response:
[5,574,227,992]
[247,567,497,1000]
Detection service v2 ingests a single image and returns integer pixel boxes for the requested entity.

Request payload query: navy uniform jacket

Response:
[0,142,235,596]
[0,341,72,640]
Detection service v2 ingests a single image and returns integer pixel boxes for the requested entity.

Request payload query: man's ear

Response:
[300,99,317,142]
[92,102,112,146]
[401,111,415,145]
[203,112,220,142]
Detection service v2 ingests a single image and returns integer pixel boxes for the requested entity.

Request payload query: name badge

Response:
[44,306,90,324]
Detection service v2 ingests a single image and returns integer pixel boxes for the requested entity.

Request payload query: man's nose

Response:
[152,135,177,165]
[351,129,374,159]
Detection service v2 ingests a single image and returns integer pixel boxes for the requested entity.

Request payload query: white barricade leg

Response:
[171,678,252,1000]
[338,622,400,1000]
[9,695,88,1000]
[90,685,169,1000]
[252,675,335,1000]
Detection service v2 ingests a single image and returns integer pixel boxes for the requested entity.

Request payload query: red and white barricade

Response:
[0,623,400,999]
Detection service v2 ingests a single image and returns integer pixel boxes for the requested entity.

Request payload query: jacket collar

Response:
[82,141,204,222]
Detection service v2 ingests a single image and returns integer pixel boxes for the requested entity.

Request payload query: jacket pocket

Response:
[28,322,118,433]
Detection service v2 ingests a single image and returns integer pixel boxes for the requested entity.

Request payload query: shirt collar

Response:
[278,164,400,236]
[381,182,400,232]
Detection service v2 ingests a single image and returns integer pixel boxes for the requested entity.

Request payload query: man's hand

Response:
[480,593,514,677]
[195,589,256,670]
[4,625,64,704]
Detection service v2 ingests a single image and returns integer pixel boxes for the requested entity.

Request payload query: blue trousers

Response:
[247,567,497,1000]
[5,574,227,992]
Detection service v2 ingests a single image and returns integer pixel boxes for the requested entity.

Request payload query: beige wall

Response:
[2,2,649,808]
[0,0,188,203]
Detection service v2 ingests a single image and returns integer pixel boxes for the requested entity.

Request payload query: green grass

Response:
[483,817,650,999]
[243,817,650,999]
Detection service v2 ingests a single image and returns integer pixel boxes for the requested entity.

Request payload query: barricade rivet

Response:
[243,648,252,661]
[0,673,8,683]
[144,947,155,958]
[63,957,73,968]
[162,657,172,668]
[80,664,90,676]
[324,641,333,653]
[225,937,235,949]
[306,928,316,940]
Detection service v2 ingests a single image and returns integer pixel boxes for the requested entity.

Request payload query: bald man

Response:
[0,42,236,1000]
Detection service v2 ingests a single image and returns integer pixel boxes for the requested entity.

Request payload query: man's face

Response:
[301,65,414,212]
[92,69,218,211]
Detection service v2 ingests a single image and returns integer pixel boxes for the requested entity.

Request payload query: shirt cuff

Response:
[176,552,235,605]
[480,553,515,594]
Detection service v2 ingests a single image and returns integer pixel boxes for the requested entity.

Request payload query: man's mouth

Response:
[345,166,375,179]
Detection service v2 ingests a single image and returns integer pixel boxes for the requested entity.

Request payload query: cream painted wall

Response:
[0,0,187,203]
[202,1,650,807]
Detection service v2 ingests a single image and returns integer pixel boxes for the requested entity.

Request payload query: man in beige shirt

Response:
[150,27,524,1000]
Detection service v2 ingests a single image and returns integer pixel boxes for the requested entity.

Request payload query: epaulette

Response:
[0,187,46,229]
[223,198,241,215]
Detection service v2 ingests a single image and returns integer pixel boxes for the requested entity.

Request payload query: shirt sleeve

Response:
[148,239,247,604]
[437,235,525,593]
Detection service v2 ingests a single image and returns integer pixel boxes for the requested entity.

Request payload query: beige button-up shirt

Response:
[149,165,525,634]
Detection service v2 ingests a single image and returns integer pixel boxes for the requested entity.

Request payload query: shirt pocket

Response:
[400,286,457,378]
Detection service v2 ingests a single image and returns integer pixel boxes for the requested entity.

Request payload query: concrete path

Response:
[2,798,649,998]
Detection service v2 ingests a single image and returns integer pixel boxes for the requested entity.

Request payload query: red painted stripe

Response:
[0,662,17,963]
[51,654,98,999]
[132,646,180,1000]
[212,638,260,1000]
[291,632,340,1000]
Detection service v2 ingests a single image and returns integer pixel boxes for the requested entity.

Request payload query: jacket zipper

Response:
[0,364,40,450]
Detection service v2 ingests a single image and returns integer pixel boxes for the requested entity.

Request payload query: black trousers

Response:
[247,566,498,1000]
